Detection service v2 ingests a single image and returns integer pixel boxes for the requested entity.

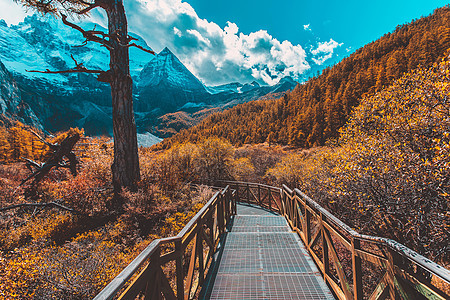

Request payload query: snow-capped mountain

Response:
[136,47,209,112]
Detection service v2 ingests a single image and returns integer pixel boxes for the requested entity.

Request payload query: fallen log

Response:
[21,131,81,186]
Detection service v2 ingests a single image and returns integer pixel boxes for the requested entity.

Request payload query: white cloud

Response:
[0,0,28,25]
[303,24,311,31]
[311,39,343,65]
[121,0,311,85]
[173,27,182,37]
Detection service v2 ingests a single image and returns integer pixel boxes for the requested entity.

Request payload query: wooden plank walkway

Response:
[201,203,335,300]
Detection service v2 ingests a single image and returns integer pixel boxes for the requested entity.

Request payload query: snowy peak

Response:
[241,81,261,93]
[207,82,243,94]
[159,47,173,56]
[138,47,206,92]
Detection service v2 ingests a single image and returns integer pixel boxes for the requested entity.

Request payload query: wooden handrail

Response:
[220,181,450,300]
[94,186,235,300]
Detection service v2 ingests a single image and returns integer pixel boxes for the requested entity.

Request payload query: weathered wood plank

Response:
[185,236,198,300]
[354,248,388,268]
[325,273,347,300]
[159,266,177,300]
[369,273,389,300]
[352,239,363,300]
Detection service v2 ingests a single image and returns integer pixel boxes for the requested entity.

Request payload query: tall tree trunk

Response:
[106,0,140,195]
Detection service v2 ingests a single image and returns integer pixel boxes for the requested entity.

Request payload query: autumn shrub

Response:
[230,157,254,181]
[234,144,284,183]
[144,137,251,188]
[0,245,49,299]
[193,137,235,183]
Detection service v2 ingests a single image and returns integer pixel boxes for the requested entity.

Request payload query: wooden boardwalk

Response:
[95,182,450,300]
[201,203,335,300]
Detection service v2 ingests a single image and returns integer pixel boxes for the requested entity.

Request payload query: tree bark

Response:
[106,0,140,195]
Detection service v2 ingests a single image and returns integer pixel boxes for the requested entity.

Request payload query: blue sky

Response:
[0,0,448,86]
[188,1,448,52]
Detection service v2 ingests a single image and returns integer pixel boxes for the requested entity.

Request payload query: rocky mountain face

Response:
[0,15,297,141]
[0,59,42,129]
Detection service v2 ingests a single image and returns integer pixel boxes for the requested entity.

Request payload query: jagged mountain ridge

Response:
[0,15,297,139]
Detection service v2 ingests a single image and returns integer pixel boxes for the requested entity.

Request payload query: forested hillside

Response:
[159,6,450,148]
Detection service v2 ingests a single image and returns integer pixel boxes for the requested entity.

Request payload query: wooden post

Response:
[185,235,198,300]
[258,185,261,206]
[268,188,272,211]
[352,238,363,300]
[282,190,287,216]
[175,240,184,300]
[305,209,311,245]
[197,225,204,286]
[223,192,228,225]
[294,199,298,230]
[290,196,294,222]
[387,249,400,300]
[224,191,229,224]
[233,189,237,215]
[144,247,161,299]
[247,183,250,203]
[321,214,329,278]
[218,195,225,235]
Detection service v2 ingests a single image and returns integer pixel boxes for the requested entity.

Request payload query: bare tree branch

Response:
[27,54,105,74]
[73,40,88,47]
[20,132,80,186]
[26,68,104,74]
[127,35,138,42]
[0,201,78,213]
[22,157,43,170]
[74,2,99,14]
[30,129,58,150]
[120,42,155,54]
[61,14,113,49]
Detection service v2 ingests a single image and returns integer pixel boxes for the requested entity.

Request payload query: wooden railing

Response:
[95,180,449,300]
[218,180,283,213]
[94,186,236,300]
[219,181,450,300]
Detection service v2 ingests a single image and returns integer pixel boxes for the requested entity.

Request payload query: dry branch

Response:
[0,201,77,213]
[30,129,58,150]
[120,42,155,54]
[21,131,81,186]
[61,14,113,49]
